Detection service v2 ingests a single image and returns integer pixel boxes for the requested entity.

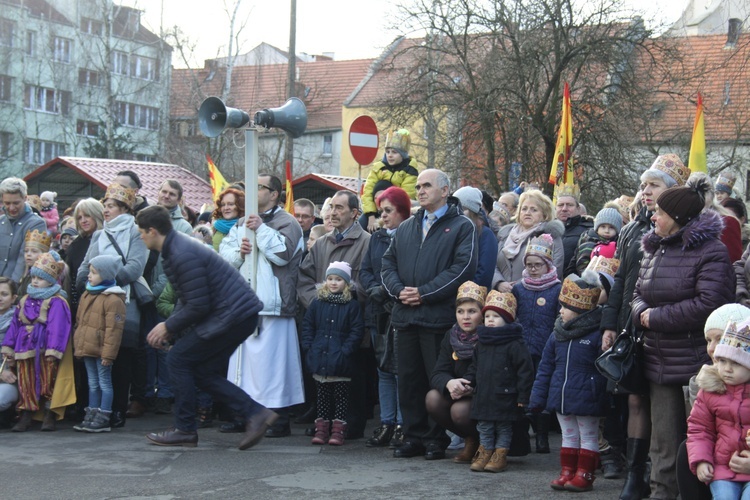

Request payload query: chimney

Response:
[726,18,742,48]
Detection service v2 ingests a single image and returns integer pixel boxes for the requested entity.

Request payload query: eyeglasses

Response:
[525,262,547,270]
[296,214,313,220]
[258,184,273,192]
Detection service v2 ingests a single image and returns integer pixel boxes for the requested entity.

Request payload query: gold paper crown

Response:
[103,183,136,209]
[586,255,621,279]
[385,129,411,153]
[525,234,554,261]
[483,290,517,321]
[26,194,41,212]
[456,281,487,306]
[559,276,601,313]
[616,195,634,210]
[650,154,690,186]
[32,252,64,282]
[557,183,580,200]
[24,229,52,251]
[716,172,737,194]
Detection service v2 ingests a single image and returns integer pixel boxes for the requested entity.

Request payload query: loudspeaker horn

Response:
[254,97,308,139]
[198,96,250,138]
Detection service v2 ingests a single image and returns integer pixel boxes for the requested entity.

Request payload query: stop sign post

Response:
[349,115,379,193]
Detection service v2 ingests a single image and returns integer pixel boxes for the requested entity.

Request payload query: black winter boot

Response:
[535,412,551,454]
[619,438,651,500]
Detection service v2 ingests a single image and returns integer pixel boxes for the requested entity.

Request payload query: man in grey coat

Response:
[0,177,46,282]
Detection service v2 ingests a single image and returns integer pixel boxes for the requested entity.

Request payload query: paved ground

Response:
[2,415,625,499]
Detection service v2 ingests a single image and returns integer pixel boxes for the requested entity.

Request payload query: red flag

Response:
[206,154,229,200]
[284,161,294,214]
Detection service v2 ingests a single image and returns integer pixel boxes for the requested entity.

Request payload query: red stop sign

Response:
[349,115,379,165]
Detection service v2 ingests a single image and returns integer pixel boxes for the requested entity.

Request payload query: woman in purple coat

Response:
[632,178,734,499]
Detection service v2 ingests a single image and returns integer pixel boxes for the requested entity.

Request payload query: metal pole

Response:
[233,127,260,386]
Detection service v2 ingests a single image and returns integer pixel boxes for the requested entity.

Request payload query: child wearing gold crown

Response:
[529,272,608,493]
[1,251,71,432]
[688,318,750,498]
[361,129,419,233]
[18,229,53,297]
[512,233,561,454]
[463,289,534,473]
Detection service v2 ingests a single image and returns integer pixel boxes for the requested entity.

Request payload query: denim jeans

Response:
[146,345,173,399]
[477,420,513,450]
[377,368,402,425]
[710,480,750,500]
[0,381,18,411]
[84,357,114,411]
[167,317,264,432]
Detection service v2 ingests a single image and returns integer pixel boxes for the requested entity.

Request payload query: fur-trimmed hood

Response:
[696,364,726,394]
[642,209,724,254]
[541,219,565,239]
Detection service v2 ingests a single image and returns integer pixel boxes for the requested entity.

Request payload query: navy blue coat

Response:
[512,281,562,359]
[475,225,498,290]
[360,228,392,328]
[530,324,607,416]
[162,231,262,340]
[301,295,364,378]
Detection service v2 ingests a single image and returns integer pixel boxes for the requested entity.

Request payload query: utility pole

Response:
[285,0,297,171]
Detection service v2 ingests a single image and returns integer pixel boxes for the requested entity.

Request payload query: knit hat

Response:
[61,227,78,239]
[704,303,750,334]
[40,191,56,203]
[656,176,710,226]
[25,229,52,252]
[644,154,690,187]
[585,256,620,296]
[453,186,483,215]
[559,273,601,314]
[594,208,623,235]
[456,281,488,306]
[30,251,64,285]
[525,233,555,266]
[715,172,737,195]
[384,129,411,158]
[714,318,750,370]
[372,180,394,197]
[197,211,212,224]
[483,290,517,323]
[326,261,352,284]
[102,183,136,209]
[89,254,123,282]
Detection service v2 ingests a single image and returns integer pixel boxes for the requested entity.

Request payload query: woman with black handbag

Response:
[631,178,734,499]
[75,183,148,428]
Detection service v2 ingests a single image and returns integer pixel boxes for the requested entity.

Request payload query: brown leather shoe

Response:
[146,428,198,447]
[453,435,480,463]
[126,401,147,418]
[238,408,279,451]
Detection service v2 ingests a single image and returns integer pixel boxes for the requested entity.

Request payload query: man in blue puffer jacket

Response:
[136,206,275,451]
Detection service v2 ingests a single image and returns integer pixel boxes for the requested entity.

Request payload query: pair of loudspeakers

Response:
[198,96,307,138]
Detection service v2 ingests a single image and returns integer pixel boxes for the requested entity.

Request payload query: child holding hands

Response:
[301,262,364,446]
[73,255,126,433]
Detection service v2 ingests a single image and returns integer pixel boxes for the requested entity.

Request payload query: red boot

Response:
[551,447,579,490]
[311,418,330,445]
[565,448,599,492]
[328,419,347,446]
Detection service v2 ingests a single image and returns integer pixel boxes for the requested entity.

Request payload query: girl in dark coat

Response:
[632,178,734,499]
[464,290,534,473]
[530,272,607,493]
[301,261,364,447]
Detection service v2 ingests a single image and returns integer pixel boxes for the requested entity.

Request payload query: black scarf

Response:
[476,323,524,345]
[553,307,603,341]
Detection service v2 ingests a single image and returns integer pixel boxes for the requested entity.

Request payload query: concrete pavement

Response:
[2,415,624,499]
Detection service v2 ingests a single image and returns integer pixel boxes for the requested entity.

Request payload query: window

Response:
[112,51,128,75]
[0,75,10,102]
[0,132,10,158]
[0,19,13,47]
[81,18,103,36]
[76,120,99,137]
[24,139,65,165]
[78,68,101,87]
[24,85,71,114]
[323,134,332,156]
[52,36,72,63]
[170,120,196,137]
[130,55,158,81]
[135,153,155,162]
[26,31,35,56]
[115,101,159,130]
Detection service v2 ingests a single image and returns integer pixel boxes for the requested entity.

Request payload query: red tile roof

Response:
[24,157,213,210]
[171,58,374,131]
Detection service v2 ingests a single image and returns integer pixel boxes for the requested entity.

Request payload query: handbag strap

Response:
[105,232,128,266]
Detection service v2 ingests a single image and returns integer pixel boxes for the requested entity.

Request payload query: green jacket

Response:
[156,281,177,318]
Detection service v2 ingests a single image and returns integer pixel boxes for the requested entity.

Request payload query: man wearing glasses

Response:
[219,173,306,439]
[293,198,318,248]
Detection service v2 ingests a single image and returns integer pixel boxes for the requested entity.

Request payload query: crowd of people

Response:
[1,134,750,498]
